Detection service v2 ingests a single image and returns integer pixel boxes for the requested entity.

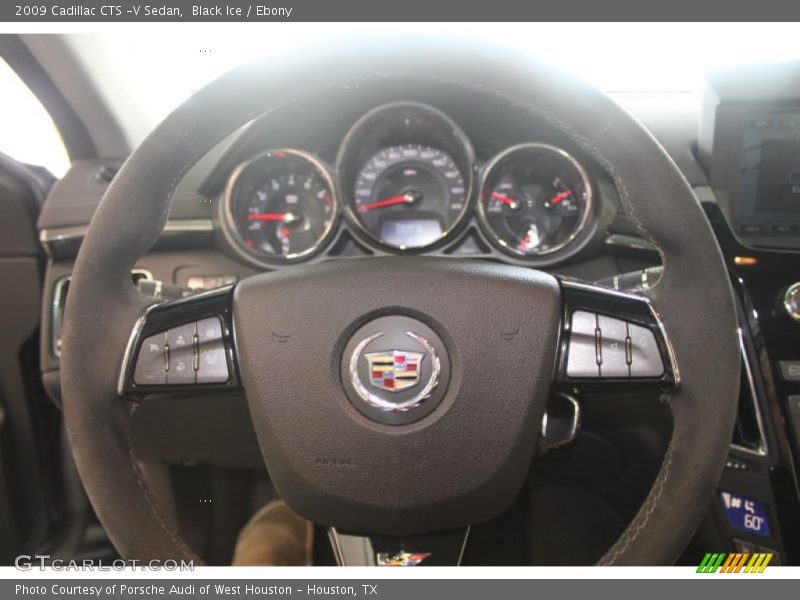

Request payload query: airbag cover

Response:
[233,256,560,535]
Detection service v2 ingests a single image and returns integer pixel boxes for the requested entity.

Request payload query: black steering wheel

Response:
[60,38,740,565]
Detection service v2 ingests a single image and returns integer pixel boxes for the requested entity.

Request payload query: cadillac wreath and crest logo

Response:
[365,349,424,392]
[349,331,441,412]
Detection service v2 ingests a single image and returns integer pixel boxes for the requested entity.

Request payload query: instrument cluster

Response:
[219,102,598,268]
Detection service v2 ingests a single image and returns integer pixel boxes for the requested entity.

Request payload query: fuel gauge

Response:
[478,143,593,257]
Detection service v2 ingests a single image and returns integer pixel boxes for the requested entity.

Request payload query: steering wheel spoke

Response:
[553,278,679,392]
[119,285,241,396]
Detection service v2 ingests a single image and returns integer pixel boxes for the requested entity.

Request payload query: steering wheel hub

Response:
[232,257,560,535]
[341,315,450,424]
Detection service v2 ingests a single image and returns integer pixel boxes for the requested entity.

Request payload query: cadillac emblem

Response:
[349,331,441,412]
[365,349,424,392]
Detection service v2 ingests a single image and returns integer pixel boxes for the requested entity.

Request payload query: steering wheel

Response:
[61,38,740,566]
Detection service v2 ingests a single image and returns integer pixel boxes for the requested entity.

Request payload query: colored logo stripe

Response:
[697,553,726,573]
[697,552,773,573]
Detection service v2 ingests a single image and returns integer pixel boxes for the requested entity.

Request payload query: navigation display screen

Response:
[755,139,800,214]
[736,113,800,237]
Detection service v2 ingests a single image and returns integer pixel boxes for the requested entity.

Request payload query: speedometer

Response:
[337,102,475,251]
[352,144,467,249]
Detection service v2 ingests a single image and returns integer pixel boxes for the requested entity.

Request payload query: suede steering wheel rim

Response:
[61,37,740,565]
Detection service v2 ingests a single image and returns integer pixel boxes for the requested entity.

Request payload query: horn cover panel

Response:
[233,257,560,535]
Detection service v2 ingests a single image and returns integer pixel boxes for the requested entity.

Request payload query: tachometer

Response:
[478,144,593,257]
[221,149,338,266]
[337,102,475,251]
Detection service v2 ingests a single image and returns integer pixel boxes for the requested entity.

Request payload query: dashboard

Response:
[209,98,612,271]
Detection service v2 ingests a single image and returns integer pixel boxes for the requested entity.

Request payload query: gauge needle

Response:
[280,225,291,252]
[248,213,289,221]
[357,192,419,213]
[248,212,302,226]
[491,192,519,209]
[547,190,573,205]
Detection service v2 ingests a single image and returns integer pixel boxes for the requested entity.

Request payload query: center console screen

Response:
[755,139,800,215]
[737,114,800,237]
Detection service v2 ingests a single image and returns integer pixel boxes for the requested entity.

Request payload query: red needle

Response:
[248,213,287,221]
[357,195,409,213]
[548,190,573,205]
[491,192,518,207]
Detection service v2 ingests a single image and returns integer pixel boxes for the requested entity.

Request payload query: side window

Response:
[0,57,70,177]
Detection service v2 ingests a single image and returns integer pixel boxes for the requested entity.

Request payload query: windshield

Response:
[56,23,800,146]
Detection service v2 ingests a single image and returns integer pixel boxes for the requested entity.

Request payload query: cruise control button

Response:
[197,340,229,384]
[133,332,167,385]
[566,311,600,378]
[197,316,223,343]
[167,322,196,384]
[598,315,629,378]
[168,322,195,350]
[197,317,228,384]
[628,323,664,377]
